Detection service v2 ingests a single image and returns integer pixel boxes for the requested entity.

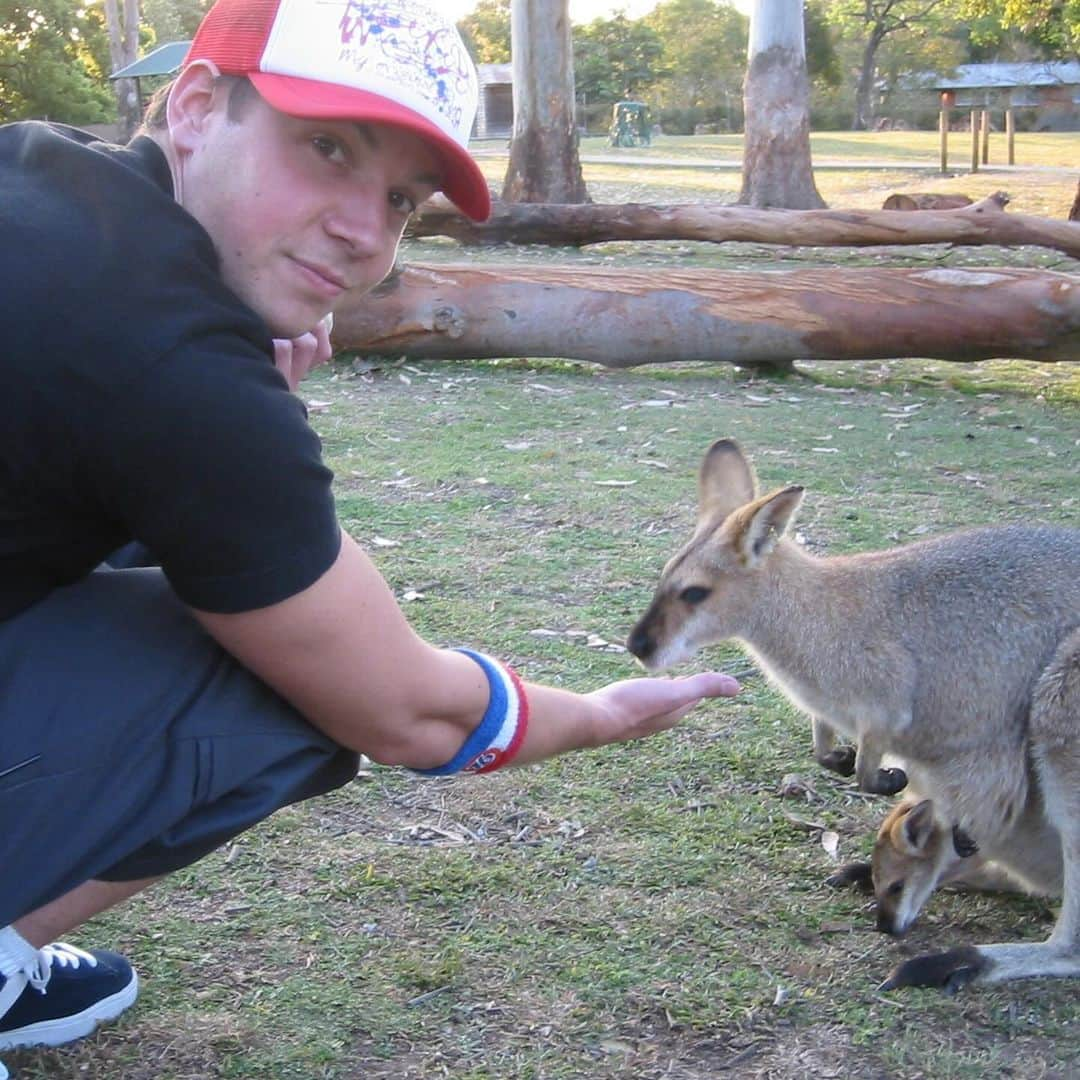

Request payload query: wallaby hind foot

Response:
[881,941,1080,993]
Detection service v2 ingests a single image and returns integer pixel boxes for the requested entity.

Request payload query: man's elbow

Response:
[307,710,453,771]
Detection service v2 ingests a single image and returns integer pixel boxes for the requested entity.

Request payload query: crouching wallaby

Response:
[627,438,1080,992]
[830,794,1061,937]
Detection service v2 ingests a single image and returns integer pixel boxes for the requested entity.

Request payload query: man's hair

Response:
[139,74,258,133]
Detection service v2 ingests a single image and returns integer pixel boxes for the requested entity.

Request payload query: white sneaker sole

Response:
[0,970,138,1050]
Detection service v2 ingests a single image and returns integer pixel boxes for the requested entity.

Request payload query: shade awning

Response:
[111,41,191,80]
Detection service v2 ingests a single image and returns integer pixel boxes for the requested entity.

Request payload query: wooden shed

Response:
[929,61,1080,131]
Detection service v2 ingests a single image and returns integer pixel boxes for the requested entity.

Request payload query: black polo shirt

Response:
[0,122,341,620]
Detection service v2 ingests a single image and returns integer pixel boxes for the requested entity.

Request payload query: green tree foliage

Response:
[0,0,114,122]
[805,0,842,86]
[573,13,667,102]
[458,0,511,64]
[141,0,210,45]
[874,25,966,119]
[644,0,747,111]
[960,0,1080,53]
[822,0,960,128]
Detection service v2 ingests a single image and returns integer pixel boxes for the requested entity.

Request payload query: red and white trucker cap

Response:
[185,0,491,220]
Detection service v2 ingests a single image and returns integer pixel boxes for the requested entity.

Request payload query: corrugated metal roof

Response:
[111,41,191,80]
[477,63,513,85]
[929,61,1080,90]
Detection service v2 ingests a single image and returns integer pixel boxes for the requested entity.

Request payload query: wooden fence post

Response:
[1006,106,1015,165]
[981,109,990,164]
[970,111,980,172]
[939,91,953,173]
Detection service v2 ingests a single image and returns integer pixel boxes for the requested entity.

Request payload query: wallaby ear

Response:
[696,439,758,526]
[726,485,804,565]
[896,799,937,856]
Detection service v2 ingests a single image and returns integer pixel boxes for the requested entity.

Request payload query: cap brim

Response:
[249,72,491,221]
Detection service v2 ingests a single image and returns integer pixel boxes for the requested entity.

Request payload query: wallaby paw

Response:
[878,945,988,994]
[952,825,979,858]
[819,746,856,777]
[825,861,874,893]
[864,767,908,796]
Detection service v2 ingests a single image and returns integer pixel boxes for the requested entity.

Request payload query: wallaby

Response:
[829,794,1061,936]
[627,438,1080,992]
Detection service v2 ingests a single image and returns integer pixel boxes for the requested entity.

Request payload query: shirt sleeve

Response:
[85,333,342,613]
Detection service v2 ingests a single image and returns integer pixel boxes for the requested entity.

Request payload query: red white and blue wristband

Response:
[415,648,530,776]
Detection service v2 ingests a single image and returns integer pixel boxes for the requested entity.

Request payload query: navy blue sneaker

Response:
[0,942,138,1050]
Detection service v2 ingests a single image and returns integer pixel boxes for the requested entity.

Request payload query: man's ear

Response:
[166,60,224,155]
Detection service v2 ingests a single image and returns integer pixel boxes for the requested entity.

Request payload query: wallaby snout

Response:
[627,591,714,671]
[876,907,906,937]
[626,603,662,668]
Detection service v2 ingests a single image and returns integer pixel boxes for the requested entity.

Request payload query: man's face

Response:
[177,80,440,338]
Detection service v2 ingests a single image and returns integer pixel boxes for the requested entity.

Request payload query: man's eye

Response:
[679,586,711,605]
[312,135,346,162]
[389,191,418,215]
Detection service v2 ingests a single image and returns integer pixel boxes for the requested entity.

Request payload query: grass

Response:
[472,129,1080,217]
[8,136,1079,1079]
[571,129,1080,167]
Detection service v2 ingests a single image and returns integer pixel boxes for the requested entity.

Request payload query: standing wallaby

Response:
[829,794,1061,936]
[627,438,1080,992]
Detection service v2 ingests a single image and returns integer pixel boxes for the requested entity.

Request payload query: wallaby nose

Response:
[876,910,904,937]
[626,625,655,661]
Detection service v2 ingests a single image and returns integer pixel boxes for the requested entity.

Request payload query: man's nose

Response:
[326,190,389,256]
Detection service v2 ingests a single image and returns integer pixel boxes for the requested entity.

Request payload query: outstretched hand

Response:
[273,313,334,392]
[586,672,740,747]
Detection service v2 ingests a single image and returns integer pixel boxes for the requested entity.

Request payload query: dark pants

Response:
[0,554,359,927]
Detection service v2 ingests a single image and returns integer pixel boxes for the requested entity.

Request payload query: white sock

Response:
[0,925,52,1022]
[0,927,37,981]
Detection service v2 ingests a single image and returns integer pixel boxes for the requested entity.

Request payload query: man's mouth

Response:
[291,258,348,298]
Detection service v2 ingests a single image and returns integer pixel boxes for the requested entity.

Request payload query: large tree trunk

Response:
[333,264,1080,365]
[501,0,588,203]
[104,0,141,142]
[405,192,1080,259]
[740,0,825,209]
[852,32,884,132]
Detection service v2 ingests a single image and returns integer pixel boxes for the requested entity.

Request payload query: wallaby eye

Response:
[886,881,905,897]
[679,586,712,605]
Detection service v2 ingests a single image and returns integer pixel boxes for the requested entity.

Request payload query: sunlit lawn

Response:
[470,130,1080,217]
[571,129,1080,167]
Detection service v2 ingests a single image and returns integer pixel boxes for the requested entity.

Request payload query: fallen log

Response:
[332,263,1080,366]
[1070,178,1080,222]
[881,193,972,210]
[404,192,1080,260]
